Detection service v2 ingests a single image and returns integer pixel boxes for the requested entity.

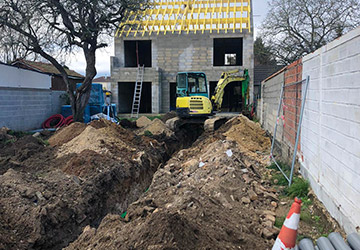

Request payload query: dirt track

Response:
[1,115,279,249]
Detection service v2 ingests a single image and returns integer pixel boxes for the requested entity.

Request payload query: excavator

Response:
[166,68,250,131]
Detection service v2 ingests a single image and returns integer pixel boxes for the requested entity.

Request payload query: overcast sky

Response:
[67,0,270,78]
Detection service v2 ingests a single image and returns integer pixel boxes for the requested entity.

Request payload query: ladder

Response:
[131,65,144,118]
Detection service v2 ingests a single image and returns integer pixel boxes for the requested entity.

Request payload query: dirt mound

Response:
[67,124,278,249]
[89,119,109,129]
[137,118,174,137]
[48,122,86,146]
[222,115,271,161]
[56,120,143,160]
[136,116,152,128]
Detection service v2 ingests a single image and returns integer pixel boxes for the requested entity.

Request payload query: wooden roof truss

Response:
[116,0,251,37]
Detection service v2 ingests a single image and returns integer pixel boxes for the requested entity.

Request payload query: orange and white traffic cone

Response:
[272,197,302,250]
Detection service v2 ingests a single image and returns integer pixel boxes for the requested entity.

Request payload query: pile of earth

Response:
[67,115,277,250]
[136,118,174,137]
[0,119,188,250]
[221,115,271,164]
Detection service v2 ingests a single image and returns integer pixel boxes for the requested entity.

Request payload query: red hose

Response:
[42,114,65,129]
[64,115,73,125]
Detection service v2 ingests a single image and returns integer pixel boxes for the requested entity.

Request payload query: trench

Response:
[61,124,205,249]
[0,122,205,250]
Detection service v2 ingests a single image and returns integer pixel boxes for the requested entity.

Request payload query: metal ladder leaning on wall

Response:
[131,65,145,118]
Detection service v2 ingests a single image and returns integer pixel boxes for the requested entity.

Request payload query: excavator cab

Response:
[176,72,208,98]
[175,72,213,117]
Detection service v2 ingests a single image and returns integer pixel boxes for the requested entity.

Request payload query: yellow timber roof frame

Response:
[116,0,251,37]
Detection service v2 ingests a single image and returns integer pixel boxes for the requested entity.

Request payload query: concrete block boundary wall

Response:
[300,27,360,234]
[0,87,65,131]
[260,26,360,234]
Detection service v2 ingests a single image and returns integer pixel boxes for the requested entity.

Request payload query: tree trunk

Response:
[71,44,97,122]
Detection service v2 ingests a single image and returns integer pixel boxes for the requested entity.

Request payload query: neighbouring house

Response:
[0,62,65,131]
[12,59,84,91]
[93,76,112,91]
[111,0,254,114]
[254,65,282,100]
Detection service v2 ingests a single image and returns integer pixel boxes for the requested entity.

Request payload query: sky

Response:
[67,0,270,78]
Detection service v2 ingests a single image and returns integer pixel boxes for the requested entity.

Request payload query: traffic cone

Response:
[272,197,302,250]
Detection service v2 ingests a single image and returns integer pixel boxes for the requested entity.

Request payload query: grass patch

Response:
[37,138,50,146]
[8,130,31,138]
[117,117,137,122]
[285,178,309,199]
[275,216,286,228]
[4,138,16,145]
[267,161,291,186]
[300,210,312,223]
[146,115,162,121]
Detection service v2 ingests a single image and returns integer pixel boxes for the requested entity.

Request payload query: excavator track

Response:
[166,116,228,132]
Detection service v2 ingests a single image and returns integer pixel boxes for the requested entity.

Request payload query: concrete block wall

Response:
[0,87,65,131]
[111,31,254,113]
[260,70,285,143]
[301,27,360,234]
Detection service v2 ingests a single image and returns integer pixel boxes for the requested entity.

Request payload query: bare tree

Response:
[0,27,36,63]
[261,0,360,64]
[0,0,147,121]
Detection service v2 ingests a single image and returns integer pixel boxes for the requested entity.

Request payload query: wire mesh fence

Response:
[270,75,310,186]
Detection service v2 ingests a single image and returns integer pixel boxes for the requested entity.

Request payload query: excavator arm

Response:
[211,69,249,111]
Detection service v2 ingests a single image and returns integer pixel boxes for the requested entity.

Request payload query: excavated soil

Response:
[137,118,174,137]
[0,134,45,175]
[0,119,196,250]
[48,122,87,147]
[66,116,277,250]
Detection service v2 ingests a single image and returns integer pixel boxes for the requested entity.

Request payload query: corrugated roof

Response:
[116,0,252,37]
[12,60,84,79]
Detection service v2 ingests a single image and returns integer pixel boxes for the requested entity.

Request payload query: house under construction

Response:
[111,0,254,114]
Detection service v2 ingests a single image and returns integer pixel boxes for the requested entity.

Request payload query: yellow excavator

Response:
[166,69,250,131]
